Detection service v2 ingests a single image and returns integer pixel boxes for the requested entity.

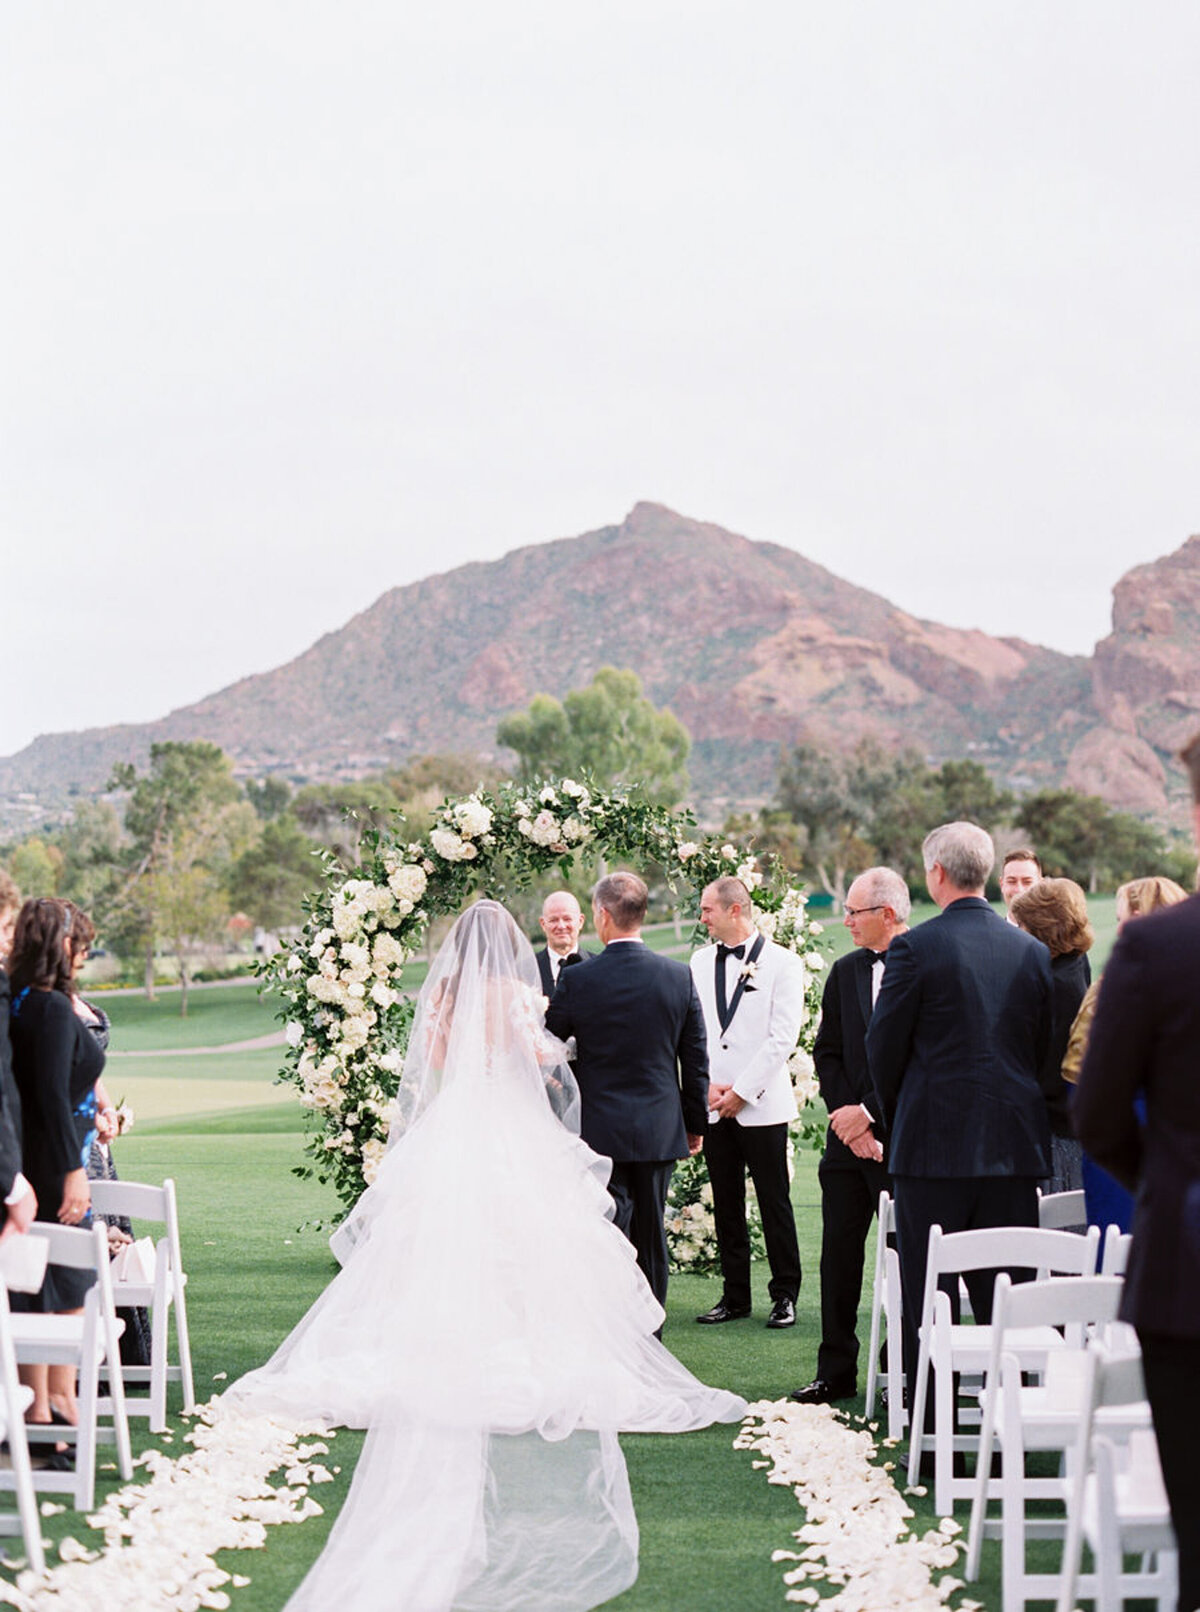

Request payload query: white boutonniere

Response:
[739,961,759,991]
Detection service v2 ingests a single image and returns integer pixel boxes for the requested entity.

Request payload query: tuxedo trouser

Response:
[893,1174,1038,1432]
[607,1160,675,1314]
[1137,1328,1200,1612]
[816,1153,892,1385]
[704,1118,801,1310]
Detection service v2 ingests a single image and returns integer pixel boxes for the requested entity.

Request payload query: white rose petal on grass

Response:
[740,1399,967,1610]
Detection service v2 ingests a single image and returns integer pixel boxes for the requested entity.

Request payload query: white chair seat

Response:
[942,1319,1067,1367]
[9,1312,121,1366]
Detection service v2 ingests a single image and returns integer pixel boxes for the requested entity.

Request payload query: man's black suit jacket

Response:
[814,947,883,1164]
[866,897,1053,1179]
[1075,894,1200,1338]
[544,941,708,1163]
[535,945,591,1000]
[0,970,26,1200]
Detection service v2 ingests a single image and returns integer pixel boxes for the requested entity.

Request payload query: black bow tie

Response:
[863,949,885,965]
[558,952,582,968]
[717,943,746,962]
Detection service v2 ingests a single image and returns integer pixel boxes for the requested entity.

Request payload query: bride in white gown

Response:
[228,899,746,1612]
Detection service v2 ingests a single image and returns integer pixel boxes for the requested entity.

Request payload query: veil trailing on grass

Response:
[229,900,745,1612]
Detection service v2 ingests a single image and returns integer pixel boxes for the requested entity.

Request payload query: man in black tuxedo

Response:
[1074,731,1200,1612]
[534,890,588,998]
[545,871,708,1311]
[791,866,908,1405]
[863,821,1052,1396]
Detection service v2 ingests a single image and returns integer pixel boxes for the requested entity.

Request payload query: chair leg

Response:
[885,1248,905,1439]
[934,1338,955,1516]
[75,1360,98,1513]
[6,1413,45,1574]
[865,1209,887,1418]
[906,1326,932,1487]
[150,1299,169,1433]
[965,1364,1000,1578]
[173,1277,195,1414]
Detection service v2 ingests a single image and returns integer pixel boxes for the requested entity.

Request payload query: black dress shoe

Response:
[695,1300,752,1324]
[789,1376,856,1404]
[766,1297,796,1329]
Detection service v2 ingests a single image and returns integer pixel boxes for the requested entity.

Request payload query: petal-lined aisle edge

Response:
[737,1400,981,1610]
[0,1401,332,1612]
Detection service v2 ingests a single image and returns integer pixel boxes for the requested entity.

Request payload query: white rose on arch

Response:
[452,798,493,838]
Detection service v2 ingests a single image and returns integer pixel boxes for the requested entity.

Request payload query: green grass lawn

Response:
[9,950,1125,1610]
[101,982,282,1050]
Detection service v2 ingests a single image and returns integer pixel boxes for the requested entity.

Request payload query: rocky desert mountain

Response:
[3,503,1197,826]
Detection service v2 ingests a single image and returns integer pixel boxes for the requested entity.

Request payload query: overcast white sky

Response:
[3,3,1197,760]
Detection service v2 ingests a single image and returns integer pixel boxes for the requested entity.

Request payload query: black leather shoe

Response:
[766,1297,796,1328]
[789,1376,856,1404]
[695,1300,752,1324]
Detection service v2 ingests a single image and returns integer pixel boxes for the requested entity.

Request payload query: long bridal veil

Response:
[229,900,745,1612]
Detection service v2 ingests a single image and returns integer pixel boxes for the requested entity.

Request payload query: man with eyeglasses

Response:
[791,867,909,1404]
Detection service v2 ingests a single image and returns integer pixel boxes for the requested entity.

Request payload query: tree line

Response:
[747,738,1195,907]
[3,673,1190,998]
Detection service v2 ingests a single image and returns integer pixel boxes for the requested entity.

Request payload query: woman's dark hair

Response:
[65,901,97,960]
[7,897,75,995]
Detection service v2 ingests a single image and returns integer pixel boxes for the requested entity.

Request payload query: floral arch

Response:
[264,777,828,1265]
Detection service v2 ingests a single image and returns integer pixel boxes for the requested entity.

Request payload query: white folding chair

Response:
[864,1191,905,1437]
[9,1222,134,1510]
[1056,1343,1176,1612]
[1099,1226,1132,1277]
[1036,1188,1087,1230]
[906,1221,1100,1515]
[964,1273,1128,1608]
[89,1176,195,1432]
[0,1281,44,1572]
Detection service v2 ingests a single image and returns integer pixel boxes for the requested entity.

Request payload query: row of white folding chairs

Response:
[959,1301,1175,1612]
[0,1220,133,1525]
[0,1174,195,1564]
[863,1189,1132,1445]
[906,1220,1104,1516]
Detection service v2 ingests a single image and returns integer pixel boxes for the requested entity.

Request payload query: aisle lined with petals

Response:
[0,1403,333,1612]
[738,1400,979,1611]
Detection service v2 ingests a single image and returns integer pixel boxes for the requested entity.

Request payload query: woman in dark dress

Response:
[1060,874,1189,1235]
[1010,877,1094,1196]
[7,897,103,1431]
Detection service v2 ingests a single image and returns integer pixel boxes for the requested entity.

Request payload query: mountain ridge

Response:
[3,502,1196,826]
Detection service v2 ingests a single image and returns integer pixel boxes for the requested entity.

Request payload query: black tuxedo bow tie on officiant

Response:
[716,943,746,963]
[560,953,583,968]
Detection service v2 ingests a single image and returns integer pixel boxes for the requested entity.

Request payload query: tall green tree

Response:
[1017,788,1168,891]
[5,836,63,898]
[497,667,690,806]
[289,780,400,868]
[229,816,320,934]
[773,741,891,908]
[109,741,256,1006]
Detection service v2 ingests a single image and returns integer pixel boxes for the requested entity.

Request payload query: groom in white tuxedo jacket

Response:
[690,876,806,1328]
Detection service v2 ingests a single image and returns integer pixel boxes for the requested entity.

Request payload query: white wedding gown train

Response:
[227,902,746,1611]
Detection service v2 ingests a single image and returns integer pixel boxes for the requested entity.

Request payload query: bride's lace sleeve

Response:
[509,982,569,1070]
